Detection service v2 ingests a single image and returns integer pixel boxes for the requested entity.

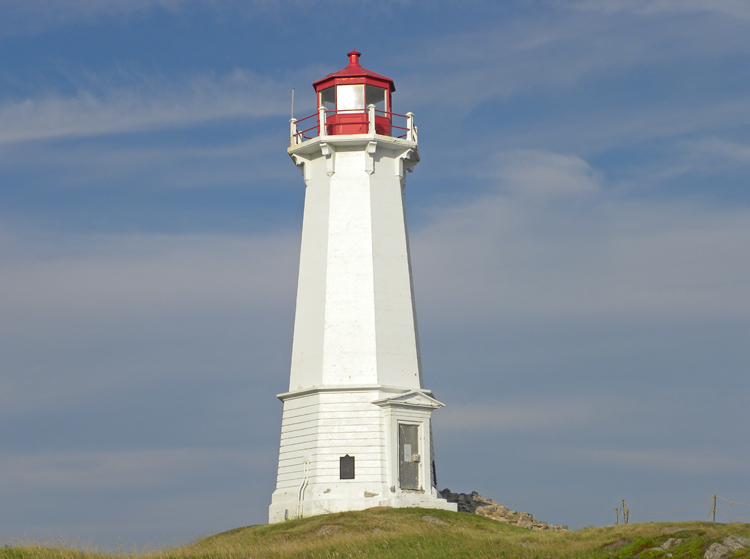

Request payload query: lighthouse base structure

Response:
[269,387,456,523]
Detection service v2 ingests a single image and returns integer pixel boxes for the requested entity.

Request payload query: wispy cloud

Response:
[0,69,288,145]
[0,446,270,489]
[399,1,750,113]
[0,229,298,316]
[0,134,292,190]
[3,0,190,17]
[684,137,750,165]
[0,0,427,38]
[0,446,276,546]
[0,0,192,37]
[435,396,625,433]
[487,89,750,158]
[563,446,750,475]
[0,228,298,413]
[565,0,750,19]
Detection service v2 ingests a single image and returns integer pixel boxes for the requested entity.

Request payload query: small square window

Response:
[340,454,355,480]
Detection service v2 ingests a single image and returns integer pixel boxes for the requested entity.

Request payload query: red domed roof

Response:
[312,50,395,93]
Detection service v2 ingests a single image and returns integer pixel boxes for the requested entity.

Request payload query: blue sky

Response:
[2,0,750,548]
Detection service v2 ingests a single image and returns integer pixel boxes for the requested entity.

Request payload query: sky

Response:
[1,0,750,549]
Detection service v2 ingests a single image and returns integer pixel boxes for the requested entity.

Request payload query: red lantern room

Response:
[289,51,416,146]
[312,50,395,136]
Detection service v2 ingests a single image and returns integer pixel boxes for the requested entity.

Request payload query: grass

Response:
[3,508,750,559]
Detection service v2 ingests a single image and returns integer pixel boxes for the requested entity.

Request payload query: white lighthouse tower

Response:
[268,51,456,522]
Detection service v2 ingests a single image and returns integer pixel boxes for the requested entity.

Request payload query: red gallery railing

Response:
[290,105,417,146]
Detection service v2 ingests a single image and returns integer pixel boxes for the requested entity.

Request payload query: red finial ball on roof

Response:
[347,49,362,66]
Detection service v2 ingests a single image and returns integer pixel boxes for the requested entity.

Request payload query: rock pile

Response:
[439,489,567,531]
[705,535,750,559]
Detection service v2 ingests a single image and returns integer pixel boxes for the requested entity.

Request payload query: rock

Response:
[724,535,750,551]
[705,542,730,559]
[439,489,478,513]
[661,538,683,550]
[642,538,683,557]
[439,489,566,531]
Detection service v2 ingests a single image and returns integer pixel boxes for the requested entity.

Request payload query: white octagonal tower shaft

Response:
[269,51,455,522]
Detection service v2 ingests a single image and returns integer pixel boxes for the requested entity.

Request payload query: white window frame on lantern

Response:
[336,83,365,112]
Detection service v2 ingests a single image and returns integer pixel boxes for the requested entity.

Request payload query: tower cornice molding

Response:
[277,385,435,402]
[289,134,418,160]
[288,135,419,181]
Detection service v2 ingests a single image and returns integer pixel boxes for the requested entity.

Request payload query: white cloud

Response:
[411,150,750,321]
[0,69,288,145]
[490,149,601,199]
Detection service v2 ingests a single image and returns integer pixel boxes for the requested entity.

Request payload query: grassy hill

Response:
[4,508,750,559]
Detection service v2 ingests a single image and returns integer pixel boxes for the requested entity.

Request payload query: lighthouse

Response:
[268,51,456,522]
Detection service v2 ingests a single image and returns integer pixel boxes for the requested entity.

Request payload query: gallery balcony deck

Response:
[290,105,417,147]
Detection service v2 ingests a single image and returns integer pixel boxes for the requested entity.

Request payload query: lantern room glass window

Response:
[336,84,365,111]
[320,87,335,113]
[366,85,386,112]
